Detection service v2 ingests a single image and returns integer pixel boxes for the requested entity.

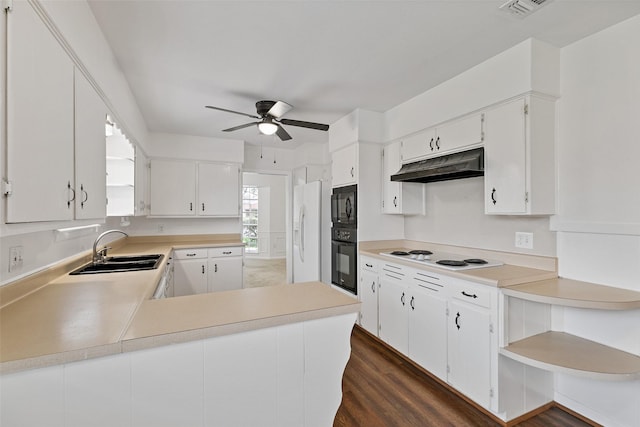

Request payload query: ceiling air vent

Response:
[499,0,551,18]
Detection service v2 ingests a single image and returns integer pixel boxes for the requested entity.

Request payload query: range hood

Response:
[391,147,484,183]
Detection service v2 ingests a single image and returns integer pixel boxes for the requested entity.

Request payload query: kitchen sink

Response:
[69,254,164,275]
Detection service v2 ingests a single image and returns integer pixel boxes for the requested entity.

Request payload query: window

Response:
[242,185,259,253]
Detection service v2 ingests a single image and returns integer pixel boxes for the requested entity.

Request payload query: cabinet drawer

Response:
[173,248,208,259]
[361,256,379,273]
[448,279,493,309]
[208,246,243,258]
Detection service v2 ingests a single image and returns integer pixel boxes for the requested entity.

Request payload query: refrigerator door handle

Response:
[299,207,305,262]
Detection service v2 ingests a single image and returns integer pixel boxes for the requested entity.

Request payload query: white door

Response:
[408,287,448,380]
[293,181,321,283]
[484,99,527,214]
[359,269,379,336]
[6,0,75,222]
[173,258,208,296]
[331,145,357,187]
[74,70,107,220]
[208,256,243,292]
[198,163,239,216]
[382,142,401,214]
[149,159,196,216]
[378,276,408,355]
[401,129,435,163]
[447,300,492,408]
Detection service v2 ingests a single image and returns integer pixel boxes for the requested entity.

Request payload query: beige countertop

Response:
[0,235,359,374]
[359,246,558,288]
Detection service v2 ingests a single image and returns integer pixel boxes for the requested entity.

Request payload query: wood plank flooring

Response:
[334,325,594,427]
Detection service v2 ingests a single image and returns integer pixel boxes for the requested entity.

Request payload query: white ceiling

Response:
[88,0,640,148]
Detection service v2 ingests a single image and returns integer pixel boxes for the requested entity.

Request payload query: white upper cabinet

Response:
[382,141,423,215]
[74,71,107,220]
[197,163,240,217]
[5,0,75,222]
[484,95,556,215]
[149,159,197,216]
[149,159,240,217]
[401,114,483,164]
[331,144,357,188]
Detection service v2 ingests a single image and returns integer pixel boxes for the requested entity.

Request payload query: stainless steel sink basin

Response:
[69,254,164,275]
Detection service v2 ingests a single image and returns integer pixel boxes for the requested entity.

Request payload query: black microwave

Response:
[331,185,357,226]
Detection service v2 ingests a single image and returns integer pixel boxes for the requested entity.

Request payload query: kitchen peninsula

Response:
[0,235,360,427]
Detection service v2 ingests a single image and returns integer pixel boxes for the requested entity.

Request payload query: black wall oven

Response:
[331,227,357,295]
[331,185,357,295]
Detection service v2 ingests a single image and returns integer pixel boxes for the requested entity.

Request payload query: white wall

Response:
[551,14,640,427]
[148,132,243,163]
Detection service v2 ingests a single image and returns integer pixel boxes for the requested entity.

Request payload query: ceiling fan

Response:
[205,100,329,141]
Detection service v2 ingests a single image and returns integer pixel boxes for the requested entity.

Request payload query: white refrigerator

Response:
[293,180,321,283]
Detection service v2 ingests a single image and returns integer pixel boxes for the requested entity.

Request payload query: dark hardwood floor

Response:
[334,326,594,427]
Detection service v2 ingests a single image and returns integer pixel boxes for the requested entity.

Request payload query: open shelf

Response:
[502,278,640,310]
[500,331,640,381]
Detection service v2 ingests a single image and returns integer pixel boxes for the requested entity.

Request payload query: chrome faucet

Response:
[92,229,128,263]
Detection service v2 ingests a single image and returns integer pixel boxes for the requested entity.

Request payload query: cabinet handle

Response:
[429,137,434,151]
[435,136,440,150]
[190,202,193,211]
[186,253,197,257]
[455,312,461,330]
[365,263,373,268]
[80,184,88,209]
[350,167,354,177]
[491,188,497,205]
[461,291,478,299]
[223,251,232,255]
[410,296,415,310]
[202,203,205,211]
[67,181,76,208]
[215,263,218,273]
[371,281,375,293]
[400,292,405,306]
[393,196,397,207]
[201,265,205,274]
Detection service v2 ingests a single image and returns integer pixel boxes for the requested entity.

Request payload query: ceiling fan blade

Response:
[206,105,259,119]
[278,118,329,131]
[222,122,258,132]
[267,101,292,119]
[275,124,292,141]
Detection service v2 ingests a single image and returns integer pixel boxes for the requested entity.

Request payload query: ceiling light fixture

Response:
[258,120,278,135]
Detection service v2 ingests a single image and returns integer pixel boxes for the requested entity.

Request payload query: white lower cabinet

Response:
[173,249,208,297]
[376,259,497,412]
[207,247,244,292]
[359,257,379,336]
[173,247,243,297]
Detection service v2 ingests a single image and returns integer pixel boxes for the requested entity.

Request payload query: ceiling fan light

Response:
[258,121,278,135]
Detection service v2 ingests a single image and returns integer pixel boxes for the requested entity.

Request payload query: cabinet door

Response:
[484,99,527,214]
[401,129,435,163]
[359,269,379,336]
[208,256,243,292]
[382,142,401,214]
[378,275,408,355]
[435,114,483,156]
[74,70,107,220]
[173,258,208,296]
[149,159,196,216]
[447,300,492,409]
[408,287,448,380]
[6,0,75,223]
[198,163,239,217]
[331,145,357,188]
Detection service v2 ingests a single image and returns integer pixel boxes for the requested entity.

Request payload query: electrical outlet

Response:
[515,232,534,249]
[9,246,24,272]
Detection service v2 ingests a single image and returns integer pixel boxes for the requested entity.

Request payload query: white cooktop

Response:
[379,250,503,271]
